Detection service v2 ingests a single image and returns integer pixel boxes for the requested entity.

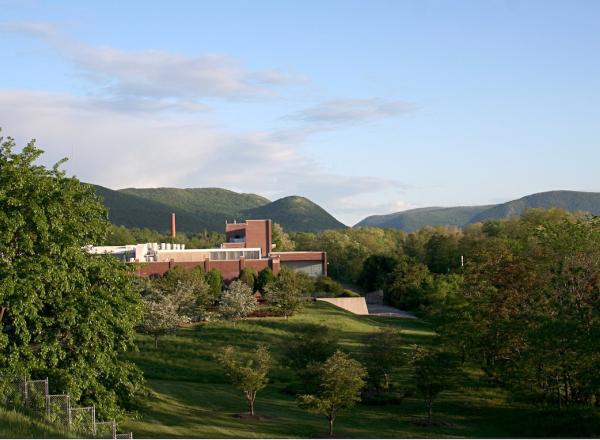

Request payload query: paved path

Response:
[366,303,416,319]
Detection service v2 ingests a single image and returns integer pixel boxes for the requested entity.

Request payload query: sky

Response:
[1,0,599,225]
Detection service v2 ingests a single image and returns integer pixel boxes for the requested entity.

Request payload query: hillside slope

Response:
[93,186,345,233]
[244,196,346,232]
[118,187,270,216]
[471,190,600,222]
[355,190,600,231]
[355,205,491,231]
[93,185,205,232]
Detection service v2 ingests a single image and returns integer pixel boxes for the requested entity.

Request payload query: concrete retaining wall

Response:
[317,297,369,315]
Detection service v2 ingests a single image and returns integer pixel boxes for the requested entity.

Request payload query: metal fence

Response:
[0,377,133,439]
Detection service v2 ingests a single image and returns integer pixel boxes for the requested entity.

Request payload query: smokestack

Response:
[171,212,176,238]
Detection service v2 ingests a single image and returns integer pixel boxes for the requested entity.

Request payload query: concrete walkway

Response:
[317,296,416,319]
[366,303,416,319]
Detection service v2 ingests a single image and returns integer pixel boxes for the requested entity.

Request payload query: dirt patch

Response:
[232,412,272,421]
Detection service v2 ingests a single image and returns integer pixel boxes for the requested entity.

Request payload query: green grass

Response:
[0,408,68,438]
[119,301,600,438]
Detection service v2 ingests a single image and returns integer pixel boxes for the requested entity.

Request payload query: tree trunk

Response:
[154,335,158,348]
[427,399,433,424]
[250,397,255,416]
[383,373,389,390]
[328,417,334,436]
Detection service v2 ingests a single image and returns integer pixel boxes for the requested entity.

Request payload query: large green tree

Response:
[0,134,143,418]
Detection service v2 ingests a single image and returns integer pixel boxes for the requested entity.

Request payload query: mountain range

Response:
[93,186,600,233]
[92,185,346,233]
[356,190,600,231]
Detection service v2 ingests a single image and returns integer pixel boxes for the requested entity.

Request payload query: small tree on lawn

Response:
[283,324,338,394]
[263,269,308,319]
[218,280,257,325]
[411,346,461,425]
[298,350,367,437]
[216,344,272,416]
[139,288,186,348]
[363,328,404,391]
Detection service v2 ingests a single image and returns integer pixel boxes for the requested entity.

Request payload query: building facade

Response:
[90,219,327,280]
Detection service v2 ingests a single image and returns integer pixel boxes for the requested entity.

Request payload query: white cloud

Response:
[0,21,415,225]
[286,98,416,125]
[0,20,307,109]
[0,89,408,225]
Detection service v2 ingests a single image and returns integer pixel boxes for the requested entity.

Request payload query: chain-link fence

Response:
[0,377,132,439]
[0,377,27,408]
[95,421,116,439]
[27,379,49,413]
[45,394,70,427]
[70,406,96,436]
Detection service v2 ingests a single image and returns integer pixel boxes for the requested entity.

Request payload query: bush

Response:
[314,276,344,295]
[248,305,286,318]
[336,290,360,298]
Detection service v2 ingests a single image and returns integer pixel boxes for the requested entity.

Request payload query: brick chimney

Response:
[171,213,176,238]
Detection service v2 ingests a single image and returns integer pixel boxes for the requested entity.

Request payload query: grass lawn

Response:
[0,408,68,438]
[121,301,599,438]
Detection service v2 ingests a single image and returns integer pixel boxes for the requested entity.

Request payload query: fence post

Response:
[112,420,116,439]
[44,378,49,397]
[67,395,72,430]
[92,405,96,437]
[23,377,28,404]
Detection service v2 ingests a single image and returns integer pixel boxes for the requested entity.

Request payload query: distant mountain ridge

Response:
[356,190,600,231]
[244,196,346,232]
[92,185,346,233]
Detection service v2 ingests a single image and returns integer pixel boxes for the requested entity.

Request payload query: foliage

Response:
[271,222,296,251]
[363,328,404,391]
[0,134,143,419]
[384,258,434,311]
[425,232,461,274]
[238,267,257,290]
[159,266,214,320]
[411,346,461,424]
[313,276,344,296]
[358,254,399,291]
[282,324,338,393]
[216,345,272,416]
[218,280,257,324]
[205,268,224,298]
[427,211,600,408]
[105,223,225,248]
[336,289,360,298]
[298,350,367,436]
[263,269,309,319]
[255,267,275,294]
[138,286,187,348]
[293,227,405,283]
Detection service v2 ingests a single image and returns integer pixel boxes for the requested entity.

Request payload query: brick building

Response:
[90,219,327,280]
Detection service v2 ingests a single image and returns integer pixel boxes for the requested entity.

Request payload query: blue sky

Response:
[1,0,599,225]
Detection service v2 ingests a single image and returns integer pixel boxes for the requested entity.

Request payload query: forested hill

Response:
[244,196,346,232]
[92,185,346,233]
[355,190,600,231]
